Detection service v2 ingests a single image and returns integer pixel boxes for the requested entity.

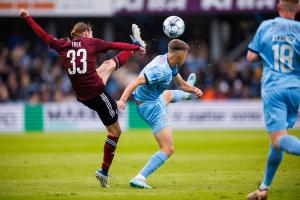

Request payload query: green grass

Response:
[0,129,300,200]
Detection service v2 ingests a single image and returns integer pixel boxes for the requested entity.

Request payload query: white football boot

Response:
[95,169,110,188]
[129,177,152,189]
[184,73,197,100]
[130,24,147,48]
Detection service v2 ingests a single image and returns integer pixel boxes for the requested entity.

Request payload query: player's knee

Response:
[162,145,175,156]
[105,59,116,68]
[163,91,173,104]
[107,128,122,138]
[271,140,280,149]
[108,131,121,138]
[270,133,286,149]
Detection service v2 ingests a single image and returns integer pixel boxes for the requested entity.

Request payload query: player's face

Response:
[176,51,188,66]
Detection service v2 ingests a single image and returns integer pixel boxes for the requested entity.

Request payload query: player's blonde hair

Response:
[280,0,299,12]
[71,22,92,38]
[168,39,190,53]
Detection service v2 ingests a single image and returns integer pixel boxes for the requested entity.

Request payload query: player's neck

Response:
[279,12,296,20]
[167,53,177,68]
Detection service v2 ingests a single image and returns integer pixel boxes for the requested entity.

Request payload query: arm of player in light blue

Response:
[173,73,202,98]
[117,75,147,109]
[247,22,265,62]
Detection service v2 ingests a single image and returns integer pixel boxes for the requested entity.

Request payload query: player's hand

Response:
[194,87,203,98]
[20,8,30,18]
[138,47,146,56]
[117,100,126,110]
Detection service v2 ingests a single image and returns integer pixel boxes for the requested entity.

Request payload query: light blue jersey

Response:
[249,17,300,132]
[133,54,178,134]
[133,54,178,102]
[249,17,300,91]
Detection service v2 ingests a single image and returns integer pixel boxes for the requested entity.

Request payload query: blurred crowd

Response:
[0,29,262,103]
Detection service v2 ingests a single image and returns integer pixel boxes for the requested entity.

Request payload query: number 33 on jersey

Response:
[67,48,87,75]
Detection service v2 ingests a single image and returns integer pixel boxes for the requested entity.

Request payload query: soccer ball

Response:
[163,16,185,38]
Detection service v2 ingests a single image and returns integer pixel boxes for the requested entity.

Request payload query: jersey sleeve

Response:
[94,38,140,53]
[144,66,166,85]
[24,16,54,44]
[49,38,69,51]
[248,22,265,54]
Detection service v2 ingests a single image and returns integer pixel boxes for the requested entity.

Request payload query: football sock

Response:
[112,51,134,70]
[170,90,185,103]
[260,145,283,189]
[278,135,300,155]
[101,135,119,175]
[139,151,168,178]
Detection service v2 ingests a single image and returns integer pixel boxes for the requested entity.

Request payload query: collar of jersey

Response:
[166,54,177,69]
[276,17,296,22]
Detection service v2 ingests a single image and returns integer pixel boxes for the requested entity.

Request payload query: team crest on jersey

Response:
[150,73,162,81]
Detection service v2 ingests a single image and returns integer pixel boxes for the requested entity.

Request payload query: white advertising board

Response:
[44,102,128,132]
[0,104,24,133]
[167,101,300,130]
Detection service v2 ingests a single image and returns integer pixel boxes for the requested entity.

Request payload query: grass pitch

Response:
[0,129,299,200]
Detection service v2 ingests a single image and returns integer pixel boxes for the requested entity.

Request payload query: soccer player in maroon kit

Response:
[19,8,146,188]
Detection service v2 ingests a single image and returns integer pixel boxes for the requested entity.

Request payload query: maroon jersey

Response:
[25,16,140,101]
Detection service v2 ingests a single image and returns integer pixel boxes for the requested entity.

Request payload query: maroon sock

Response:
[101,136,119,175]
[112,51,134,70]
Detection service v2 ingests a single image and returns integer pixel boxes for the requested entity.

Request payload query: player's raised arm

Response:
[173,73,202,98]
[19,8,53,44]
[117,75,147,110]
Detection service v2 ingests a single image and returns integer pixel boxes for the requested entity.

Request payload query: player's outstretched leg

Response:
[97,24,146,85]
[163,73,196,105]
[130,127,173,189]
[248,130,300,199]
[97,51,134,85]
[278,135,300,155]
[247,144,283,200]
[96,120,122,188]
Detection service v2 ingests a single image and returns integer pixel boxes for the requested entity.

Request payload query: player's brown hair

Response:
[71,22,92,38]
[280,0,299,12]
[168,39,190,53]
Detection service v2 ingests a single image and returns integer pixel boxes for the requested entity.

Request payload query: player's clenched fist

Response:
[194,87,203,98]
[19,8,30,18]
[117,100,126,110]
[138,47,146,55]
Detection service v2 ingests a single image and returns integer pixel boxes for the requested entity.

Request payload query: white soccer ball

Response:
[163,16,185,38]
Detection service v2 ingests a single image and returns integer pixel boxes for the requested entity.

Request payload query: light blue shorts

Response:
[262,88,300,133]
[136,96,169,134]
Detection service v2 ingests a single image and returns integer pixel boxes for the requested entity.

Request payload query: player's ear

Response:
[277,3,281,13]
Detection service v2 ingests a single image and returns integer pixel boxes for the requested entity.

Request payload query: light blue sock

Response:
[278,135,300,155]
[170,90,185,103]
[139,151,168,178]
[260,145,283,189]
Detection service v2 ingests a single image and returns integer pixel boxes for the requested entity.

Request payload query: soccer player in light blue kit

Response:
[117,39,203,188]
[247,0,300,199]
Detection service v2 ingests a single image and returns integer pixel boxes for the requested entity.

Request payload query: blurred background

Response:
[0,0,299,132]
